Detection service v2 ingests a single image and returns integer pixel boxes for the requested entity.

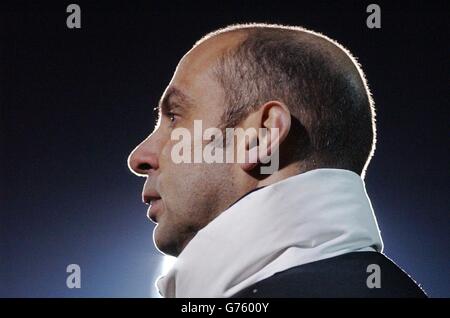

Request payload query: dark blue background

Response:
[1,0,449,297]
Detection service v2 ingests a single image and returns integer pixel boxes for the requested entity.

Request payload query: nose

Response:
[128,136,159,177]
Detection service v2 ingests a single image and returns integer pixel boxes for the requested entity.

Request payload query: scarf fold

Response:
[157,169,383,297]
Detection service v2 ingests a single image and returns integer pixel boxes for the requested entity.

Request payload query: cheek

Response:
[159,163,212,218]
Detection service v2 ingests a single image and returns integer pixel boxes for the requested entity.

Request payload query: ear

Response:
[239,101,291,172]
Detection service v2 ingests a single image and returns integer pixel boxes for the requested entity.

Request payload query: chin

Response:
[153,226,180,257]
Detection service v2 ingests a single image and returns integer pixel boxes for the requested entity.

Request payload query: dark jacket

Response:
[232,252,426,298]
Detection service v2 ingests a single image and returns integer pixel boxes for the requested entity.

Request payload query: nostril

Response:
[138,163,152,171]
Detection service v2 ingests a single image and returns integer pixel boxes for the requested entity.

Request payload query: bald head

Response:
[193,24,376,177]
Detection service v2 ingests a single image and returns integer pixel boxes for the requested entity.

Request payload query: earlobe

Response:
[239,131,259,172]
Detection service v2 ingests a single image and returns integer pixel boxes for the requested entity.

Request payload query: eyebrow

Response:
[156,86,195,115]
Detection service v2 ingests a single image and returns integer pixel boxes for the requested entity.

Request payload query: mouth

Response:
[143,191,163,223]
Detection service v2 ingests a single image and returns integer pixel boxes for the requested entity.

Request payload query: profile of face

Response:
[128,31,292,256]
[128,34,248,256]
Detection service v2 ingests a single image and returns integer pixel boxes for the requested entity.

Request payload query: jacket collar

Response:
[157,169,383,297]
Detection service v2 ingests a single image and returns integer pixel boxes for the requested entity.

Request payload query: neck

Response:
[256,161,302,188]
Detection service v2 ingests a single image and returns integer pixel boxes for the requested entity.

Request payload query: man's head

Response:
[128,23,376,256]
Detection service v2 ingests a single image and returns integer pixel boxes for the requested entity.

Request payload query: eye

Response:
[165,111,179,127]
[167,112,176,123]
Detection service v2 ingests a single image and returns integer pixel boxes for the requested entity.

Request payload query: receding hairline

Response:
[194,23,345,58]
[193,22,372,96]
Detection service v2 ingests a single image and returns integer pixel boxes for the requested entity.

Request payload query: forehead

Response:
[179,31,246,79]
[161,32,246,115]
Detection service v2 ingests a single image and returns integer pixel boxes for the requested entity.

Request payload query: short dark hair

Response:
[198,24,376,178]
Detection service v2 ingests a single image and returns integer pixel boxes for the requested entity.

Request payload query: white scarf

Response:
[157,169,383,298]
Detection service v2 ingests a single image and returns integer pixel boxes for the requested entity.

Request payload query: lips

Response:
[143,191,163,223]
